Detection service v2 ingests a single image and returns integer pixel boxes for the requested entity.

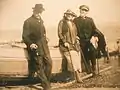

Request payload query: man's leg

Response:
[27,50,36,78]
[90,49,97,75]
[61,57,68,72]
[80,41,92,74]
[64,51,83,83]
[70,51,83,83]
[28,59,35,77]
[82,47,92,74]
[35,56,50,90]
[44,55,52,81]
[59,48,68,72]
[64,51,75,80]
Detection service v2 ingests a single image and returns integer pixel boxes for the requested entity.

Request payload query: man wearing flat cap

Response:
[22,4,52,90]
[79,5,89,12]
[58,9,83,83]
[74,5,107,76]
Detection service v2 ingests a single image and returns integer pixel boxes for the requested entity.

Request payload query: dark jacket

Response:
[74,16,107,57]
[22,15,50,56]
[74,16,97,41]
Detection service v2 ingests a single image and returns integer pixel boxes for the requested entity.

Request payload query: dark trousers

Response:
[80,41,96,73]
[27,49,52,90]
[61,57,68,72]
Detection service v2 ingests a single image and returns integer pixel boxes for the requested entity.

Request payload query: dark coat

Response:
[22,15,50,57]
[58,19,80,52]
[74,16,107,57]
[74,16,97,41]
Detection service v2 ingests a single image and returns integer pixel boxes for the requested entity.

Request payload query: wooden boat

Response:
[0,42,62,78]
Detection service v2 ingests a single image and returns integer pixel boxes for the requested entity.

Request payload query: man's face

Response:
[34,9,44,15]
[38,9,44,14]
[80,9,88,17]
[65,14,74,20]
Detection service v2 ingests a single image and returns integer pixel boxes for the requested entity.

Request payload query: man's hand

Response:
[90,36,99,49]
[64,42,69,48]
[76,36,80,40]
[46,37,50,42]
[30,43,38,50]
[90,36,99,43]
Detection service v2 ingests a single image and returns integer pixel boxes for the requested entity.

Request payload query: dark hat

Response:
[32,4,45,11]
[64,9,77,17]
[79,5,89,11]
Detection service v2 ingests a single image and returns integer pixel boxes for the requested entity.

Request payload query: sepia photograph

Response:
[0,0,120,90]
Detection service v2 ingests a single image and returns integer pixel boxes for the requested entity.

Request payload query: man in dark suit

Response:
[74,5,100,75]
[22,4,52,90]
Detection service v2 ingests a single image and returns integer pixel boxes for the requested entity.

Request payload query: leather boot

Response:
[75,71,83,83]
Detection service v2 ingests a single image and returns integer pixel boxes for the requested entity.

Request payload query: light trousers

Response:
[60,50,82,72]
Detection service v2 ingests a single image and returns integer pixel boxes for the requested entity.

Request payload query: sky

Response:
[0,0,120,30]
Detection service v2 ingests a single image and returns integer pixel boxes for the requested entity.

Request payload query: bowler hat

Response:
[64,9,77,17]
[32,4,45,11]
[79,5,89,11]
